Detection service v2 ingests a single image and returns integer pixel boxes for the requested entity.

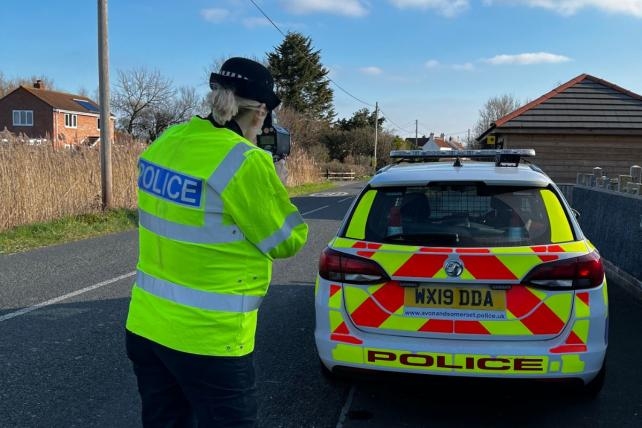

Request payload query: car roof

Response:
[370,161,552,188]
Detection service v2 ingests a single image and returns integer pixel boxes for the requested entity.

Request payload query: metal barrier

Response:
[325,171,356,180]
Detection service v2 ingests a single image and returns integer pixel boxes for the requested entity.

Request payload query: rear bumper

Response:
[315,279,608,384]
[315,331,606,384]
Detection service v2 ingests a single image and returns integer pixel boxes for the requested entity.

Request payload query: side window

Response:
[12,110,33,126]
[65,113,77,128]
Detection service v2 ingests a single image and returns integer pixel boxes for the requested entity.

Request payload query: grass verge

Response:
[0,181,339,254]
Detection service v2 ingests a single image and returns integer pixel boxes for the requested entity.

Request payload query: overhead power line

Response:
[248,0,373,108]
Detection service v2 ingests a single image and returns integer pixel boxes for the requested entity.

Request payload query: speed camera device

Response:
[257,112,290,159]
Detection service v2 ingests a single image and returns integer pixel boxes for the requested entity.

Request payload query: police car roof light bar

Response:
[389,149,536,168]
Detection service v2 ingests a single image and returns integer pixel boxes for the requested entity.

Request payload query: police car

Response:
[314,149,607,394]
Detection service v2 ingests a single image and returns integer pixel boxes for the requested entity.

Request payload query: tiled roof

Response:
[492,74,642,130]
[19,85,101,114]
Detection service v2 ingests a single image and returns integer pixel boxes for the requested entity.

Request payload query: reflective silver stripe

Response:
[139,209,242,244]
[257,211,305,254]
[207,143,252,193]
[136,270,262,313]
[140,143,252,244]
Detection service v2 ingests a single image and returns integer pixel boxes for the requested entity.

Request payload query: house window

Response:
[12,110,33,126]
[97,118,100,130]
[64,113,77,128]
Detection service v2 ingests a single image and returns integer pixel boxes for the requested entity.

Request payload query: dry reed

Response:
[0,141,143,232]
[0,135,321,231]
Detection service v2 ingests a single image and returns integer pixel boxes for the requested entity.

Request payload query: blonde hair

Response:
[208,85,265,124]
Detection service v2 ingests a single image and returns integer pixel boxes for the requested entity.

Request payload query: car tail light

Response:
[318,247,390,284]
[522,252,604,289]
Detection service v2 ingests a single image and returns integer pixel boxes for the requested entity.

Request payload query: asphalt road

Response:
[1,181,641,428]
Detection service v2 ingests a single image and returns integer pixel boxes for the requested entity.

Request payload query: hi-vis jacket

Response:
[126,116,308,356]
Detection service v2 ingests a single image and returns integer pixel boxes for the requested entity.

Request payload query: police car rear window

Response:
[356,184,566,247]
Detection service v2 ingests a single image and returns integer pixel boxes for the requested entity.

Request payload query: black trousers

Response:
[126,330,257,428]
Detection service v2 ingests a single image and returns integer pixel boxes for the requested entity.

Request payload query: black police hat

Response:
[209,57,281,110]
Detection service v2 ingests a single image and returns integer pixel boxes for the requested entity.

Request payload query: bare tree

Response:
[473,94,523,139]
[0,72,55,97]
[142,86,200,140]
[111,67,175,136]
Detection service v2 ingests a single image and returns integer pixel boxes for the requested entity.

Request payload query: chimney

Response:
[33,80,43,89]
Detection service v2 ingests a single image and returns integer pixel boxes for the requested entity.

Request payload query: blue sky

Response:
[2,0,642,139]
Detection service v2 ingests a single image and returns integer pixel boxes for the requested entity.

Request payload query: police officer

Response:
[125,57,309,427]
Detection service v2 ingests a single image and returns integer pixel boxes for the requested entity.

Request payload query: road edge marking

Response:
[0,271,136,322]
[336,385,356,428]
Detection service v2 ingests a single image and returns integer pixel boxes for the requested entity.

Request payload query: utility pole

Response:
[98,0,112,210]
[373,101,378,171]
[415,120,418,148]
[467,129,470,147]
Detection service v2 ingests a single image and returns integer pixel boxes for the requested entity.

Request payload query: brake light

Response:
[318,247,390,284]
[522,252,604,289]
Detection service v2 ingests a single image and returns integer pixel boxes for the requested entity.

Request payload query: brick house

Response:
[0,81,115,147]
[477,74,642,183]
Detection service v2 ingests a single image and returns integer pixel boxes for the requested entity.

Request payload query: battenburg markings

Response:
[138,159,203,207]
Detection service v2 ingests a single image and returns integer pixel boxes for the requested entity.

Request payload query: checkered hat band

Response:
[220,70,249,80]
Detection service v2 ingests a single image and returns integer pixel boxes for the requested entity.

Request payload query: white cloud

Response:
[360,66,383,75]
[200,8,230,22]
[452,62,475,71]
[483,0,642,17]
[485,52,571,65]
[280,0,369,17]
[389,0,470,17]
[424,59,440,68]
[242,17,271,28]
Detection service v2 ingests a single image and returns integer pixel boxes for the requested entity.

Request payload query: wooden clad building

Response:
[477,74,642,183]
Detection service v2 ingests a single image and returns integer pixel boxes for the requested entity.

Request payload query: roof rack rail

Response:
[389,149,536,167]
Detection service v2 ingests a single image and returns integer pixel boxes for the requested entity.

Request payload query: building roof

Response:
[13,85,102,115]
[405,135,465,150]
[480,74,642,138]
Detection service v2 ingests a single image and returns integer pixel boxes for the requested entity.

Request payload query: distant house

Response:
[405,132,465,150]
[477,74,642,183]
[0,81,115,147]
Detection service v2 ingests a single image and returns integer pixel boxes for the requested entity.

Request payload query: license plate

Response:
[404,285,506,311]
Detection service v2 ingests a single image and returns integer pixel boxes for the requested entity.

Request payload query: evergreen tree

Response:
[336,108,384,131]
[267,32,335,122]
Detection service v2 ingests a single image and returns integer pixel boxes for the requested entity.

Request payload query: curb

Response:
[604,258,642,301]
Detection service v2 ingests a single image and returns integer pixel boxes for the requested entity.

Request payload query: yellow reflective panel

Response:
[329,287,343,309]
[496,254,541,279]
[481,320,533,335]
[574,296,591,318]
[370,252,414,275]
[602,281,609,307]
[379,314,427,331]
[314,277,319,297]
[549,361,561,372]
[329,310,345,332]
[561,354,585,373]
[572,319,590,343]
[540,190,574,243]
[332,237,356,249]
[345,190,376,240]
[543,294,572,322]
[332,343,364,363]
[343,286,371,313]
[559,241,588,253]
